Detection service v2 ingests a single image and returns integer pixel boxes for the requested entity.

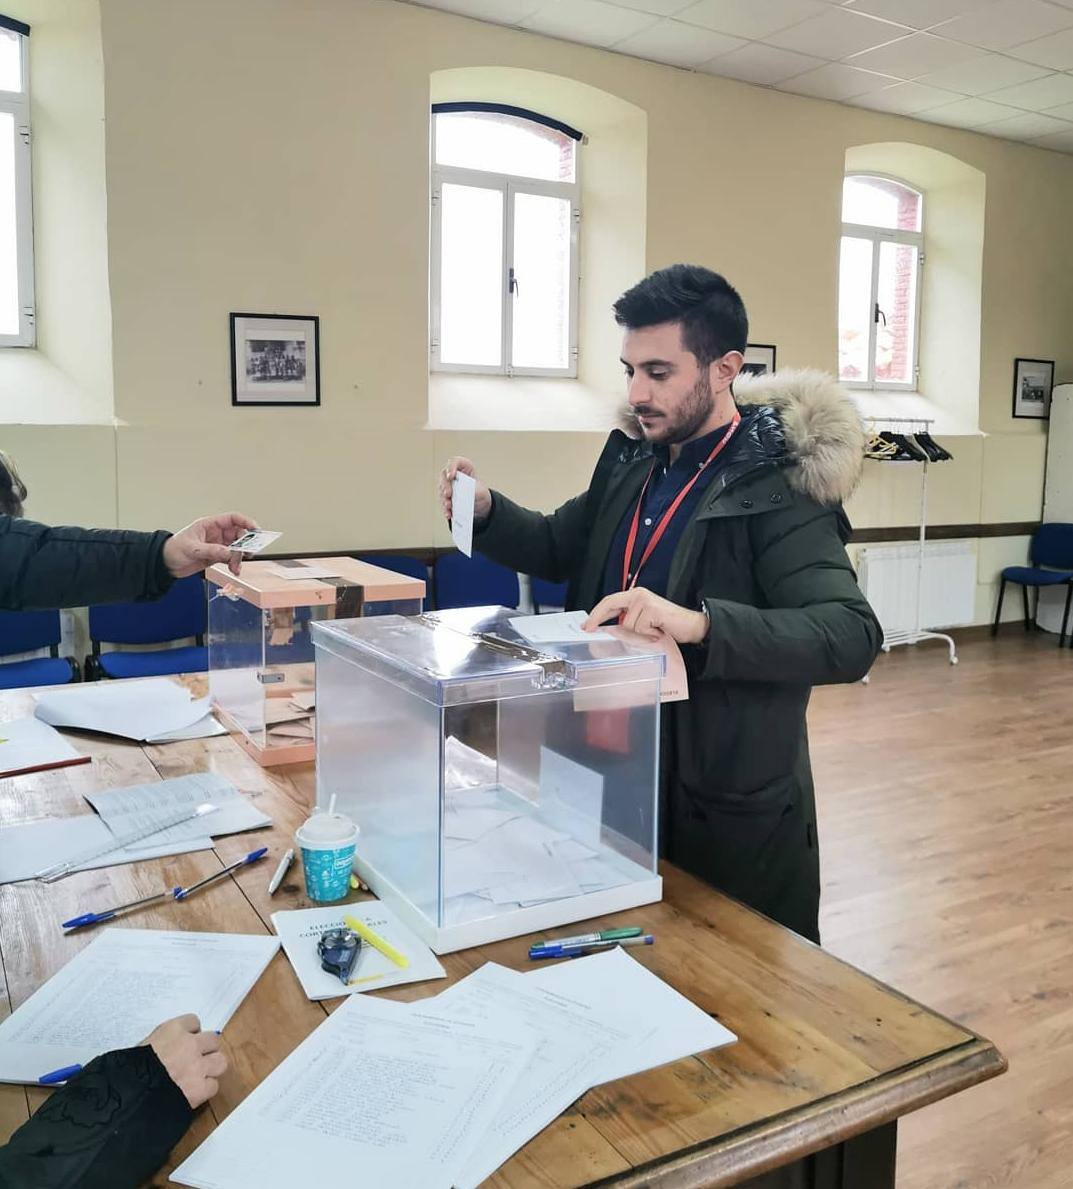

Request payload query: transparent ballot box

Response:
[206,557,425,767]
[311,605,665,953]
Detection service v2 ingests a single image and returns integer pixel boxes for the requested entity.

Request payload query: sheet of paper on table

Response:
[271,901,446,1001]
[527,946,737,1083]
[0,716,90,778]
[84,771,271,845]
[0,929,279,1084]
[35,678,211,742]
[0,814,213,885]
[171,993,534,1189]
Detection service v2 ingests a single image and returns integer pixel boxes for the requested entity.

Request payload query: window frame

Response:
[429,110,580,379]
[839,172,923,393]
[0,21,33,348]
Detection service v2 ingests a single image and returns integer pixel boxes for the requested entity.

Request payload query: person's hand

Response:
[583,587,708,645]
[145,1014,227,1110]
[439,458,492,524]
[162,512,258,578]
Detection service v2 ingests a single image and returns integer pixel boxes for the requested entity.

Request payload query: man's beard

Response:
[635,371,715,444]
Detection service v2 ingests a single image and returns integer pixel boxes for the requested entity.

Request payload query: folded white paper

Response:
[35,678,209,743]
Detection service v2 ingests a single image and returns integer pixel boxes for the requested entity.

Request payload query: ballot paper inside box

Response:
[205,558,425,768]
[311,606,665,953]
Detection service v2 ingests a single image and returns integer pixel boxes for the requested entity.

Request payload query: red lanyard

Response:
[621,412,741,592]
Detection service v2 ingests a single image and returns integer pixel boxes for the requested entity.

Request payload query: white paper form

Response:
[271,903,446,1001]
[451,471,476,558]
[0,716,89,778]
[35,678,210,742]
[146,706,228,743]
[0,929,279,1084]
[528,947,737,1084]
[509,609,612,644]
[0,815,213,885]
[84,772,270,845]
[435,961,645,1189]
[172,993,534,1189]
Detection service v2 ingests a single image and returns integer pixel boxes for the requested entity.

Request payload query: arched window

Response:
[838,174,923,390]
[430,104,581,377]
[0,13,33,348]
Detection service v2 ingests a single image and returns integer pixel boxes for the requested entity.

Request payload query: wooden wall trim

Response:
[849,521,1038,544]
[265,523,1039,563]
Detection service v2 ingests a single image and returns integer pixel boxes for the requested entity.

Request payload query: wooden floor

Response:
[812,630,1073,1189]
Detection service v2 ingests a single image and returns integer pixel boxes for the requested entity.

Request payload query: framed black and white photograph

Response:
[1012,357,1053,420]
[741,343,777,378]
[230,313,320,406]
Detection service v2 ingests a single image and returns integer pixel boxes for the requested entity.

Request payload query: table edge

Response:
[585,1037,1006,1188]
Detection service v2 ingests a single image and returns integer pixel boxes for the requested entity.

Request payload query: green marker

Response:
[529,926,642,955]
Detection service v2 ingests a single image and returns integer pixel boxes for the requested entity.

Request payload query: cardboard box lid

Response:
[206,557,425,609]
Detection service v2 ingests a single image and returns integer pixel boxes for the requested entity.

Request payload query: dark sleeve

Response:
[473,490,589,584]
[0,517,174,611]
[698,497,882,686]
[0,1046,193,1189]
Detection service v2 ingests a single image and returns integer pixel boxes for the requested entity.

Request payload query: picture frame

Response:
[741,343,777,378]
[230,313,320,407]
[1011,357,1053,420]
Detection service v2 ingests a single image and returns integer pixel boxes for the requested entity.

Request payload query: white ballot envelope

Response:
[451,472,476,558]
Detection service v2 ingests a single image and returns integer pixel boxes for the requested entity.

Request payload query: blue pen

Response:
[172,847,268,901]
[38,1064,82,1085]
[529,935,655,960]
[63,888,175,932]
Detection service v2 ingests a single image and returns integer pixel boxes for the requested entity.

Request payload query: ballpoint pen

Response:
[173,847,269,901]
[529,926,643,955]
[529,935,655,960]
[62,887,176,932]
[267,848,294,896]
[38,1064,83,1085]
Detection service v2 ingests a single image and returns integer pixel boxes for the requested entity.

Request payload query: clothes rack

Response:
[863,416,958,667]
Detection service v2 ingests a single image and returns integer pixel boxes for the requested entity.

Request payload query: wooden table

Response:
[0,679,1005,1188]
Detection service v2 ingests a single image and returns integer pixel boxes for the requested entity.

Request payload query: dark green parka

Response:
[475,369,882,942]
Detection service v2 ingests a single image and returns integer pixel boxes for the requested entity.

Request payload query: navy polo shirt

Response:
[600,420,738,602]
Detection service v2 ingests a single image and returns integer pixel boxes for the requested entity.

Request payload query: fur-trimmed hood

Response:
[616,368,865,507]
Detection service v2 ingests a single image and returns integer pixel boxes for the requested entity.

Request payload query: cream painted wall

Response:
[0,0,113,428]
[4,0,1073,624]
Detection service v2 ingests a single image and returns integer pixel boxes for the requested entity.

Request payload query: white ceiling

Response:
[401,0,1073,154]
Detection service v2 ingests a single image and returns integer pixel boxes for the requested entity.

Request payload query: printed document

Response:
[0,929,279,1084]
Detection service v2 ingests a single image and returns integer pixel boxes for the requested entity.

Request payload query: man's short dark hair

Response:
[613,264,748,364]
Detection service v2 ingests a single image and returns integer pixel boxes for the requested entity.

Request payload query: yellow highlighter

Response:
[344,914,409,970]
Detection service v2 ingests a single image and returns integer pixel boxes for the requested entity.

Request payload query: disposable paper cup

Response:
[296,812,359,903]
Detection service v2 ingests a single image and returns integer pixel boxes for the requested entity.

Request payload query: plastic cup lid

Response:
[296,812,358,846]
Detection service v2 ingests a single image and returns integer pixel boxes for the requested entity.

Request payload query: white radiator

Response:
[858,541,976,633]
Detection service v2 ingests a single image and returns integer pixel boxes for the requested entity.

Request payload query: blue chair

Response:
[992,523,1073,647]
[531,577,569,613]
[86,575,208,679]
[0,610,78,689]
[433,552,519,611]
